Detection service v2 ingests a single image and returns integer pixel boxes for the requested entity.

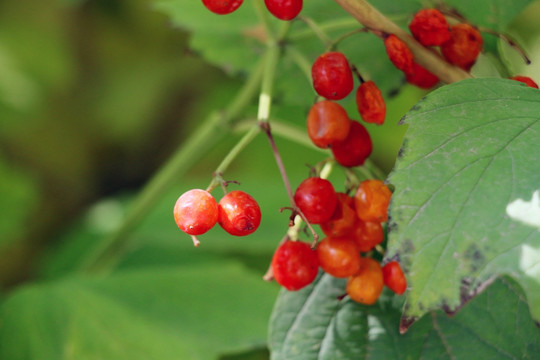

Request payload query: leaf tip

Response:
[399,315,417,334]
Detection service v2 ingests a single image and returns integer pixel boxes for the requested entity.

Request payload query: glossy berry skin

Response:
[409,9,450,46]
[441,23,483,71]
[217,190,261,236]
[294,177,338,224]
[312,52,354,100]
[320,193,356,237]
[307,101,351,148]
[317,236,361,278]
[511,76,539,89]
[346,257,384,305]
[382,261,407,295]
[202,0,243,15]
[331,120,373,167]
[356,81,386,125]
[174,189,218,235]
[406,62,439,89]
[264,0,302,20]
[271,240,319,291]
[354,179,392,222]
[351,220,384,253]
[384,34,414,75]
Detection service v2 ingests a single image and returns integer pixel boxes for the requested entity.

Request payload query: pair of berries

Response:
[202,0,302,20]
[174,189,261,243]
[311,51,386,126]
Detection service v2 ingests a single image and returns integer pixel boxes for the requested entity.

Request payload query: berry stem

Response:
[333,0,471,84]
[298,15,333,49]
[478,27,531,65]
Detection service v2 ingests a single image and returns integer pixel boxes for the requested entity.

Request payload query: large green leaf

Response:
[386,78,540,328]
[269,272,540,359]
[0,263,278,360]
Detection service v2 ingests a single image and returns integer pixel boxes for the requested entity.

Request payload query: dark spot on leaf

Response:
[535,321,540,329]
[400,315,418,334]
[444,276,497,317]
[397,138,408,158]
[463,244,486,272]
[387,219,398,234]
[400,238,415,254]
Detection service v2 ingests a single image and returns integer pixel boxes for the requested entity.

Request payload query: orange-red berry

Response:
[409,9,450,46]
[307,101,351,148]
[384,34,414,75]
[312,52,354,100]
[354,179,392,222]
[331,120,373,167]
[406,62,439,89]
[346,257,384,305]
[272,240,319,291]
[356,80,386,125]
[316,236,361,278]
[351,220,384,253]
[511,76,539,89]
[441,23,483,71]
[382,261,407,295]
[320,193,357,238]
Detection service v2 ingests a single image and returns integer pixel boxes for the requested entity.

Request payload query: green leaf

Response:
[0,262,279,360]
[269,273,540,359]
[386,78,540,327]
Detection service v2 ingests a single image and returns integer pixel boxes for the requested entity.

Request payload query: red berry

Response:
[271,240,319,291]
[307,101,351,148]
[356,80,386,125]
[409,9,450,46]
[331,120,373,167]
[382,261,407,295]
[316,236,361,278]
[351,220,384,253]
[441,23,483,71]
[202,0,243,14]
[511,76,539,89]
[354,179,392,222]
[174,189,218,235]
[312,52,354,100]
[320,193,356,237]
[294,177,338,224]
[346,257,384,305]
[406,62,439,89]
[264,0,302,20]
[217,190,261,236]
[384,34,414,75]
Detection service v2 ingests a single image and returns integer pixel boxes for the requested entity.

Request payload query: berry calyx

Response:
[409,9,450,46]
[511,76,539,89]
[316,236,361,278]
[441,23,483,71]
[201,0,243,15]
[271,240,319,291]
[354,179,391,222]
[174,189,218,236]
[331,120,373,167]
[384,34,414,75]
[312,52,354,100]
[264,0,303,21]
[294,177,338,224]
[217,190,261,236]
[346,257,384,305]
[320,193,356,238]
[382,261,407,295]
[405,62,439,89]
[351,220,384,253]
[307,101,351,148]
[356,80,386,125]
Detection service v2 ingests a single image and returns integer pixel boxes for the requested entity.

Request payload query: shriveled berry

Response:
[346,257,384,305]
[307,101,351,148]
[441,23,483,71]
[351,220,384,253]
[217,190,261,236]
[356,80,386,125]
[294,177,338,224]
[409,9,450,46]
[264,0,303,20]
[406,62,439,89]
[202,0,243,15]
[511,76,539,89]
[382,261,407,295]
[316,236,361,278]
[312,52,354,100]
[174,189,218,235]
[271,240,319,291]
[331,120,372,167]
[354,179,392,222]
[384,34,414,74]
[320,193,356,237]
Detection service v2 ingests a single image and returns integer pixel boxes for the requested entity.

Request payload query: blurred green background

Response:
[1,0,538,359]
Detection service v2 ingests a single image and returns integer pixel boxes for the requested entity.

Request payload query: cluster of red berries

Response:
[271,178,406,304]
[385,8,538,89]
[174,188,261,245]
[201,0,303,21]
